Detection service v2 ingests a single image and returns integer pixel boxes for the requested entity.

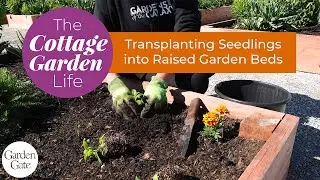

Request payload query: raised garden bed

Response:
[200,6,233,25]
[6,87,264,179]
[0,64,264,179]
[6,14,40,29]
[0,63,299,180]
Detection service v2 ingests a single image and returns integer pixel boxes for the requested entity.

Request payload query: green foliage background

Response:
[199,0,233,9]
[232,0,320,31]
[0,0,6,24]
[0,68,54,142]
[6,0,96,15]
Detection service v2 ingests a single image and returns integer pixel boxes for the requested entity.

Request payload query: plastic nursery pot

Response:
[214,80,292,113]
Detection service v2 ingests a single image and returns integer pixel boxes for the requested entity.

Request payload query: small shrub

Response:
[199,0,233,9]
[232,0,320,31]
[6,0,25,14]
[231,0,249,18]
[7,0,95,15]
[72,0,96,14]
[0,68,42,120]
[48,1,66,10]
[21,0,50,15]
[0,68,44,141]
[42,0,73,10]
[0,0,6,5]
[47,0,96,13]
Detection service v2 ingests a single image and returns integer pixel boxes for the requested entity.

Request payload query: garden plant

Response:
[199,0,233,9]
[232,0,320,31]
[0,68,45,141]
[0,64,267,179]
[200,104,230,141]
[0,0,304,178]
[6,0,96,15]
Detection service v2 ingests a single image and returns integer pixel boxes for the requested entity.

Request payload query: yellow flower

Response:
[215,105,229,115]
[203,112,219,127]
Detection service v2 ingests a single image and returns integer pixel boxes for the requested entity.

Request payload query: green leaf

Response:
[131,89,145,106]
[98,134,108,155]
[135,176,140,180]
[200,125,221,142]
[152,174,159,180]
[232,0,320,31]
[82,139,89,149]
[83,148,93,161]
[93,151,102,164]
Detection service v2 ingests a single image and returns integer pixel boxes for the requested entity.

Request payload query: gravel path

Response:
[207,73,320,180]
[1,25,320,180]
[0,25,27,47]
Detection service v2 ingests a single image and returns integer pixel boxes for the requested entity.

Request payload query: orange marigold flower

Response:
[215,105,229,115]
[203,112,219,127]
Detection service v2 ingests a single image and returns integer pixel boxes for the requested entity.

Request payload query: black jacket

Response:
[94,0,201,32]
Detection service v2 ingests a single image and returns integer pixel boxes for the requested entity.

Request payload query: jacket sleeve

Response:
[94,0,120,32]
[173,0,201,32]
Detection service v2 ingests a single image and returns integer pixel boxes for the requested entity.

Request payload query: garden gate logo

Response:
[1,141,38,178]
[22,8,113,98]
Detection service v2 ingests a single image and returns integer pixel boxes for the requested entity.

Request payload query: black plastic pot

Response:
[214,80,292,113]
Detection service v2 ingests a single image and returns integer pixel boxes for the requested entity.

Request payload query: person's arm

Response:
[173,0,201,32]
[95,0,122,84]
[103,73,119,84]
[94,0,120,32]
[155,73,174,85]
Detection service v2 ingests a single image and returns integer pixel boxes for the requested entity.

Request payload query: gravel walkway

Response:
[1,25,320,180]
[0,25,27,47]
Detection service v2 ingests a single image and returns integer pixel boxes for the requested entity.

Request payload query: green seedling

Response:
[131,89,145,106]
[82,139,102,164]
[152,174,159,180]
[134,173,158,180]
[97,134,108,156]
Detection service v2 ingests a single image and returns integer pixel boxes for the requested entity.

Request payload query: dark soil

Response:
[0,63,266,180]
[296,25,320,36]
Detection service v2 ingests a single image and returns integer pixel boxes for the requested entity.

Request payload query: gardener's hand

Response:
[108,77,140,119]
[141,76,168,118]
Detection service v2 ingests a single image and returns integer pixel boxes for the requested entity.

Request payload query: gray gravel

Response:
[1,25,320,179]
[207,73,320,180]
[0,25,27,48]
